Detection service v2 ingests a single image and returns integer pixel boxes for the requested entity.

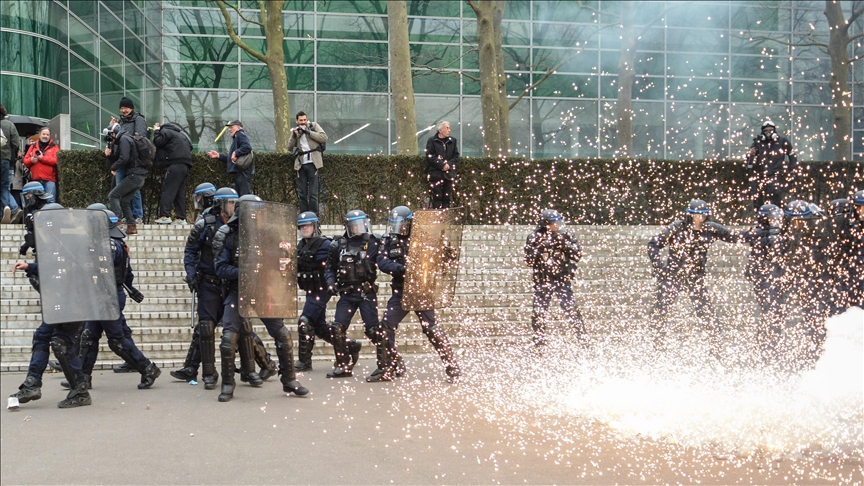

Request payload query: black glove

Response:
[327,285,339,297]
[19,243,29,256]
[184,275,198,293]
[125,284,145,303]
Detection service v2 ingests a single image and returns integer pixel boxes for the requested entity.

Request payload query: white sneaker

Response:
[134,218,144,226]
[1,206,10,225]
[154,216,172,224]
[173,219,189,226]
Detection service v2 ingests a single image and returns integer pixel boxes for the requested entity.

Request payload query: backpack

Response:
[131,133,155,168]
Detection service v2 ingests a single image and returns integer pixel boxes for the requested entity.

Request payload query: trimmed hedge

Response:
[56,151,861,225]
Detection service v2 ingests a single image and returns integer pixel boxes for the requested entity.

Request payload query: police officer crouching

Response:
[212,195,308,401]
[324,210,378,378]
[524,209,587,348]
[369,206,460,382]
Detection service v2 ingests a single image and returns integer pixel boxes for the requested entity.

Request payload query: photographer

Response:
[22,127,58,203]
[287,111,327,214]
[424,120,458,209]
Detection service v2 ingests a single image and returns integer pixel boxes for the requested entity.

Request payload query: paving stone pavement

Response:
[3,355,861,485]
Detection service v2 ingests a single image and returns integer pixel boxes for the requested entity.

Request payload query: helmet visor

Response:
[346,217,369,238]
[297,223,317,240]
[20,191,39,209]
[387,216,410,236]
[194,192,208,210]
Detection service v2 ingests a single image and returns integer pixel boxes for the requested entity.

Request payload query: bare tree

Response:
[208,0,292,152]
[389,0,418,154]
[743,1,864,161]
[466,0,506,157]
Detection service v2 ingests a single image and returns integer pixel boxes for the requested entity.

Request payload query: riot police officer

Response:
[647,199,736,352]
[294,211,340,371]
[746,120,798,209]
[369,206,460,381]
[173,185,276,387]
[524,209,586,348]
[17,181,52,256]
[74,209,161,390]
[738,204,785,358]
[324,210,378,378]
[10,204,91,408]
[212,195,308,401]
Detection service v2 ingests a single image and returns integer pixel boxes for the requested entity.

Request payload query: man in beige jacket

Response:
[287,111,327,215]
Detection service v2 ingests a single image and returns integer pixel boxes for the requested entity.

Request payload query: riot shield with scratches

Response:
[402,207,464,311]
[34,208,120,324]
[238,200,298,319]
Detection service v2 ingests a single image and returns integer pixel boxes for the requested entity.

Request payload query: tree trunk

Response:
[616,8,636,159]
[264,0,291,153]
[470,0,504,157]
[824,0,852,161]
[388,0,418,154]
[493,3,510,155]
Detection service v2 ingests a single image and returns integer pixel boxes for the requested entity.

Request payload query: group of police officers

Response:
[8,177,863,409]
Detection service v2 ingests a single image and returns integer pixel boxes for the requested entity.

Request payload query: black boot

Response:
[199,320,219,390]
[203,372,220,390]
[239,324,262,386]
[11,376,42,404]
[253,333,277,381]
[58,382,92,408]
[426,325,459,379]
[327,322,352,378]
[113,362,135,373]
[169,367,198,382]
[295,317,315,371]
[61,374,92,390]
[138,362,162,389]
[218,331,238,402]
[281,374,309,396]
[274,327,308,395]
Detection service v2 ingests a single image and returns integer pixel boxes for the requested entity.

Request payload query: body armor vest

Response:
[113,238,129,287]
[297,236,329,291]
[384,236,408,287]
[337,235,375,286]
[198,213,220,269]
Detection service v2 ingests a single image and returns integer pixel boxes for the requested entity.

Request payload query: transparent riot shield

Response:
[34,208,120,325]
[238,200,298,319]
[402,207,464,311]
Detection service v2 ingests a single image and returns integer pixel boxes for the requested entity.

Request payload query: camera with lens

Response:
[102,127,113,142]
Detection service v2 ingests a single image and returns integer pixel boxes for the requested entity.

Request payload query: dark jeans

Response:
[297,163,319,215]
[429,176,452,209]
[159,163,189,220]
[109,173,145,223]
[233,171,252,196]
[531,280,585,345]
[28,322,84,382]
[1,159,19,210]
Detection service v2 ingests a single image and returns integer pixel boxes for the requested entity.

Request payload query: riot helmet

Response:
[87,203,108,211]
[212,187,239,219]
[685,199,710,225]
[854,190,864,206]
[228,194,262,224]
[757,203,782,226]
[193,182,217,210]
[829,198,850,217]
[102,209,126,239]
[20,181,50,209]
[344,209,370,238]
[784,200,812,221]
[539,208,565,232]
[40,203,64,210]
[297,211,320,239]
[387,206,412,236]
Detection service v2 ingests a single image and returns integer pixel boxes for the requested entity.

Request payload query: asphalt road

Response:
[2,356,861,485]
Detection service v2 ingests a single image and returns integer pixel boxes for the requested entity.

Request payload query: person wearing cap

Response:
[746,120,798,210]
[207,120,254,196]
[152,122,194,225]
[523,208,587,349]
[108,96,146,225]
[647,199,736,355]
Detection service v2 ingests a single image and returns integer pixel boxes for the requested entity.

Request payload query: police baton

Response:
[190,289,197,328]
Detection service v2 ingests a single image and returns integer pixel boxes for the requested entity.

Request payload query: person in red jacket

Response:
[23,127,58,203]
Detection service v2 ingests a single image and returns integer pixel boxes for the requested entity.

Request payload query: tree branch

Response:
[848,32,864,44]
[575,0,602,16]
[216,0,264,27]
[509,47,585,110]
[211,0,268,63]
[466,0,480,15]
[847,4,864,25]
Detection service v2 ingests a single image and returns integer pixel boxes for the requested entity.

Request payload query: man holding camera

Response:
[287,111,327,215]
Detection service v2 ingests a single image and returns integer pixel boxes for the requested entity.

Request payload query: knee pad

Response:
[80,328,96,348]
[219,331,238,354]
[107,338,125,354]
[422,323,439,340]
[198,320,216,340]
[298,316,312,335]
[275,326,292,350]
[240,318,253,336]
[50,336,68,355]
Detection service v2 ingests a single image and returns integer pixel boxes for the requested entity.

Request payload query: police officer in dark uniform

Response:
[10,203,91,408]
[647,199,736,352]
[324,210,378,378]
[737,203,786,358]
[212,194,308,402]
[294,211,337,371]
[74,209,161,390]
[17,181,52,256]
[524,209,586,348]
[369,206,460,382]
[746,120,798,210]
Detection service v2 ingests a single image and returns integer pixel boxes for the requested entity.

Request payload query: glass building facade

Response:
[2,0,862,159]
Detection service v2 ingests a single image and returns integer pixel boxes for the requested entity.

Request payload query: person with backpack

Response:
[106,123,148,235]
[110,97,147,224]
[0,103,23,224]
[22,127,59,203]
[287,111,327,214]
[152,122,193,225]
[207,120,254,196]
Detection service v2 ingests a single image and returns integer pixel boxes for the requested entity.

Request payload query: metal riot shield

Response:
[402,207,464,311]
[238,200,298,319]
[34,208,120,324]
